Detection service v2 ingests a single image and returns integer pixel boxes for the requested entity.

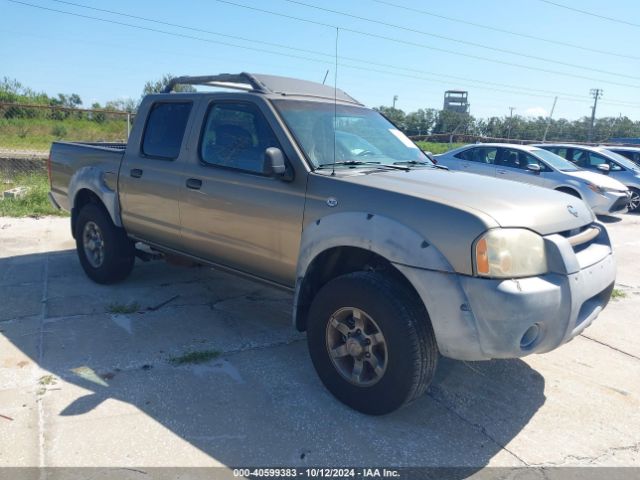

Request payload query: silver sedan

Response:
[536,143,640,213]
[436,143,630,215]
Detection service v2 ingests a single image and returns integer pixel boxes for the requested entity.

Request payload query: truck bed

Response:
[49,141,126,212]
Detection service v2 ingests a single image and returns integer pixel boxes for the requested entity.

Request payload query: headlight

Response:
[586,183,625,195]
[474,229,547,278]
[586,183,605,195]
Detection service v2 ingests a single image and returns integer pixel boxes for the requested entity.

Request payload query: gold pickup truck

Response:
[49,73,616,414]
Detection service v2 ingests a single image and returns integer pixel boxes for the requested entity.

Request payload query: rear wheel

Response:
[628,188,640,213]
[307,271,438,415]
[75,203,135,284]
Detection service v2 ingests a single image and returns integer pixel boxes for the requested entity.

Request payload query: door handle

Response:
[497,170,507,174]
[130,168,143,178]
[186,178,202,190]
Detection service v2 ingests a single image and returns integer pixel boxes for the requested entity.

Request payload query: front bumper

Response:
[395,223,616,361]
[587,189,629,215]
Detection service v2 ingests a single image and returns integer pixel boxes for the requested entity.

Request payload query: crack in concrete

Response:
[36,254,49,471]
[530,441,640,467]
[426,390,529,467]
[580,334,640,361]
[53,336,306,380]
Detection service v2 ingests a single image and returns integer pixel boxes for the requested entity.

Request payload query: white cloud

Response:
[524,107,549,117]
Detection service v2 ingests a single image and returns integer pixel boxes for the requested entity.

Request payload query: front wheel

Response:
[75,203,135,284]
[307,271,438,415]
[628,188,640,213]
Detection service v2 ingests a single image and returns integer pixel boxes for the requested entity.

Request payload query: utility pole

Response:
[588,88,603,143]
[542,96,558,142]
[392,95,398,109]
[507,107,516,140]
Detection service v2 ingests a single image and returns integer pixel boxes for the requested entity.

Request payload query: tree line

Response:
[0,75,193,122]
[375,105,640,143]
[2,76,639,142]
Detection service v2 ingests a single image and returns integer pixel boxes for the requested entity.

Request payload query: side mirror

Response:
[597,163,610,174]
[264,147,287,177]
[527,163,541,174]
[422,150,436,162]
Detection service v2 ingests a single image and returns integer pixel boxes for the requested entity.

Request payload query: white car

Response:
[436,143,630,215]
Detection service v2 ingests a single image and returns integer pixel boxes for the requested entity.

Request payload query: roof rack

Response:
[162,72,362,105]
[162,73,267,93]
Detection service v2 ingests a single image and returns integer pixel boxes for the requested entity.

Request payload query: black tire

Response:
[307,271,438,415]
[75,203,135,284]
[628,188,640,213]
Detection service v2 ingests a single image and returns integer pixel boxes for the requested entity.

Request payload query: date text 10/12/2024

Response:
[233,468,400,478]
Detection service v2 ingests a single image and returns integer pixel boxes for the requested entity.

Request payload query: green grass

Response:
[107,302,141,314]
[169,349,221,366]
[38,374,56,386]
[0,172,68,217]
[415,141,465,155]
[611,288,626,300]
[0,117,128,150]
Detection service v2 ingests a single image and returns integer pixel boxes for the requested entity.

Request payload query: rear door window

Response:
[142,102,192,159]
[472,147,497,164]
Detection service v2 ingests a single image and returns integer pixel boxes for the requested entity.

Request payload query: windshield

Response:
[597,148,640,172]
[273,100,430,168]
[531,148,579,171]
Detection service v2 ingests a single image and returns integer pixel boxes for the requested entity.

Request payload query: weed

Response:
[0,173,68,217]
[51,124,68,139]
[107,302,140,314]
[611,288,626,300]
[38,374,56,386]
[169,349,221,366]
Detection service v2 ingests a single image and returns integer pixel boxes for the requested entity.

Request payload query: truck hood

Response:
[341,168,594,235]
[564,169,628,190]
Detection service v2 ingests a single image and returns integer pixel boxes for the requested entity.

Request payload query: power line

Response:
[537,0,640,28]
[9,0,640,111]
[6,0,334,65]
[22,0,640,107]
[49,0,335,58]
[211,0,640,89]
[43,0,639,105]
[279,0,640,80]
[372,0,640,61]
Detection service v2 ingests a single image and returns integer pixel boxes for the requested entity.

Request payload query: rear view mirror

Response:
[597,163,611,174]
[527,163,541,174]
[264,147,287,177]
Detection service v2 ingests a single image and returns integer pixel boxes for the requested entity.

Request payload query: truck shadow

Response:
[1,249,545,472]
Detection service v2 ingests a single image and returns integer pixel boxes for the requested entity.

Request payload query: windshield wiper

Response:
[316,161,410,171]
[393,160,433,166]
[394,160,449,170]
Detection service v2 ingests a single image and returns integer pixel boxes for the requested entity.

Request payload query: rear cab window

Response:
[142,102,193,159]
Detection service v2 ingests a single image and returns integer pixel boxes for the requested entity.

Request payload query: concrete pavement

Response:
[0,214,639,471]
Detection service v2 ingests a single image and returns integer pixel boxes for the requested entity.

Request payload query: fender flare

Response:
[292,211,454,329]
[69,166,122,227]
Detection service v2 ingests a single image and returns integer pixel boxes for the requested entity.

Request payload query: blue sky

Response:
[2,0,639,120]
